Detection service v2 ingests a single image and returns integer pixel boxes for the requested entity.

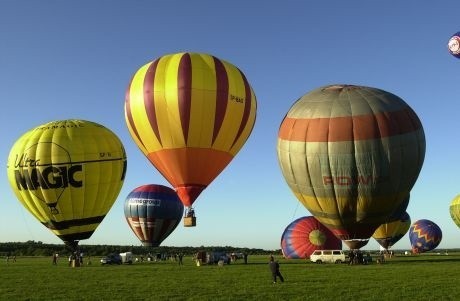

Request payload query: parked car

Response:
[208,251,231,264]
[100,253,122,265]
[310,250,346,264]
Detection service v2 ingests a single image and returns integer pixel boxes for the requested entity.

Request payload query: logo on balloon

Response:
[128,198,161,206]
[12,142,83,213]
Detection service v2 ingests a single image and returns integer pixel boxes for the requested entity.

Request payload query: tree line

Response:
[0,241,279,257]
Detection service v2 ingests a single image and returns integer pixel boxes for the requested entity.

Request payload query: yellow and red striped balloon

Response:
[277,85,425,249]
[125,52,257,210]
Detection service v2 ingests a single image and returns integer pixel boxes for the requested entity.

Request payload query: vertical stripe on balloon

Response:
[212,56,229,144]
[230,70,253,149]
[143,59,162,146]
[178,54,192,142]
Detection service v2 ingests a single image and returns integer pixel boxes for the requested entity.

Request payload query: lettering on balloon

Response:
[35,123,85,131]
[323,175,386,186]
[12,142,83,191]
[129,198,161,206]
[14,164,83,190]
[14,153,40,168]
[230,94,244,103]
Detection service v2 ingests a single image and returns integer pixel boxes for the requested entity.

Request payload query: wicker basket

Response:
[184,216,196,227]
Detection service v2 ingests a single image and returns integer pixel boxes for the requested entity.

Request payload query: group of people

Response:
[5,254,17,264]
[348,249,372,265]
[66,251,90,266]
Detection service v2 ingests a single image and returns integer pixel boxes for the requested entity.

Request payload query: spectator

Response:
[268,255,284,284]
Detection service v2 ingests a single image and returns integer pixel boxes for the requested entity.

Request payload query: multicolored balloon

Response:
[7,120,127,250]
[409,219,442,253]
[372,212,411,250]
[124,184,183,247]
[281,216,341,259]
[448,32,460,59]
[125,52,257,222]
[277,85,425,249]
[449,194,460,228]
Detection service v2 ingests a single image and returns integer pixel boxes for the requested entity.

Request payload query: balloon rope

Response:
[20,206,35,241]
[292,202,300,219]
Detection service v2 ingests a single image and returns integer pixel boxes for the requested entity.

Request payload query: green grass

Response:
[0,254,457,300]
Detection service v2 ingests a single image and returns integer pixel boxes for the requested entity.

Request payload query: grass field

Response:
[0,253,456,300]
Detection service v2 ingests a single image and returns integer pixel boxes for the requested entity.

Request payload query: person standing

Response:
[268,256,284,284]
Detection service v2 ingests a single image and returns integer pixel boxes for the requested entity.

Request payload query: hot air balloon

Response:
[409,219,442,253]
[372,212,411,250]
[124,184,184,247]
[125,52,257,226]
[7,120,127,251]
[448,32,460,59]
[387,194,410,221]
[281,216,342,259]
[277,84,425,249]
[449,194,460,228]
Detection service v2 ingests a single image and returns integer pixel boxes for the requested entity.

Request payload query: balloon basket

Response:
[184,216,196,227]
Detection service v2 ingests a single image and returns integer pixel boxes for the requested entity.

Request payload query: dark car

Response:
[100,253,122,265]
[208,251,231,264]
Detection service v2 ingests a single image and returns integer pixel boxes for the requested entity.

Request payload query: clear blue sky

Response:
[1,0,459,251]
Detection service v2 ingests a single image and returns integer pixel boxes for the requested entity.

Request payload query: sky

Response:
[1,0,460,251]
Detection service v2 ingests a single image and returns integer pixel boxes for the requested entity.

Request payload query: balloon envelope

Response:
[448,32,460,59]
[277,85,425,249]
[409,219,442,253]
[124,184,184,247]
[281,216,342,259]
[124,52,257,209]
[373,212,411,250]
[449,194,460,228]
[7,120,127,249]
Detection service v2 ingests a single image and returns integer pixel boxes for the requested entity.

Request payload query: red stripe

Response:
[143,60,162,145]
[230,70,254,148]
[134,184,174,194]
[127,217,145,241]
[212,57,229,144]
[125,77,146,149]
[178,54,192,142]
[279,108,422,142]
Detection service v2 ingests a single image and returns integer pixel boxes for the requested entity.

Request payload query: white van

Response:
[120,252,133,264]
[310,250,346,264]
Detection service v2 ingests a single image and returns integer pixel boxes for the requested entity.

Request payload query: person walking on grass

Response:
[269,255,284,284]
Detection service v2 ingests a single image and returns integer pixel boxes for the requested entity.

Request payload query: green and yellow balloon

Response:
[7,120,127,250]
[277,85,425,249]
[449,195,460,228]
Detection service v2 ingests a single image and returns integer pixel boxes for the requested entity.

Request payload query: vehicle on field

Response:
[100,253,122,265]
[194,250,231,265]
[309,250,346,264]
[120,252,133,264]
[208,251,231,264]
